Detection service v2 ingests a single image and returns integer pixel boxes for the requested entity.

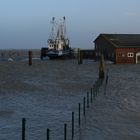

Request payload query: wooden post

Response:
[96,80,98,96]
[83,97,86,116]
[41,48,44,60]
[64,124,67,140]
[28,50,32,66]
[80,51,83,64]
[47,129,50,140]
[95,81,97,96]
[93,84,95,99]
[90,88,93,103]
[99,54,105,80]
[22,118,26,140]
[87,92,89,108]
[78,48,82,64]
[104,69,109,95]
[97,79,99,94]
[72,112,74,139]
[78,103,81,126]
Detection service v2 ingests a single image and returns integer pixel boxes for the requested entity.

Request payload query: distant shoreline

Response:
[0,49,41,60]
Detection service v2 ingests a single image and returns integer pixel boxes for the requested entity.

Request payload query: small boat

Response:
[41,17,72,59]
[8,58,14,61]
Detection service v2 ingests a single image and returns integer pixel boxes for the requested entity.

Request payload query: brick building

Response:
[94,34,140,64]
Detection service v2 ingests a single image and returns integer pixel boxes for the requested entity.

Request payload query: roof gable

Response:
[95,34,140,48]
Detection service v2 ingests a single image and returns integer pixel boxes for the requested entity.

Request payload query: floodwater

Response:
[0,59,140,140]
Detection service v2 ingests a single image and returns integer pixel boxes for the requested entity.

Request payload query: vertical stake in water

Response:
[104,69,109,95]
[22,118,26,140]
[97,79,99,94]
[87,92,89,108]
[80,51,83,64]
[90,88,93,103]
[93,84,95,99]
[47,129,50,140]
[83,97,86,116]
[99,53,105,80]
[64,124,67,140]
[28,50,32,66]
[97,80,99,95]
[78,103,81,126]
[95,81,98,96]
[78,48,83,64]
[72,112,74,139]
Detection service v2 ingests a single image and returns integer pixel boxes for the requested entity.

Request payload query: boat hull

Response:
[41,48,72,59]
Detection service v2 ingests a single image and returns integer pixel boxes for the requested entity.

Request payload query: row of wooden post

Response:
[22,49,107,139]
[62,78,104,140]
[21,77,104,140]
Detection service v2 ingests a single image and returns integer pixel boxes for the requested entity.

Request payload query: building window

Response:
[118,53,122,57]
[122,53,125,57]
[127,52,134,57]
[117,52,125,57]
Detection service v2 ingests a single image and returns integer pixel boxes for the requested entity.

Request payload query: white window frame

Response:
[127,52,134,57]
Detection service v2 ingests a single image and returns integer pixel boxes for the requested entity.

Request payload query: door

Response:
[136,52,140,64]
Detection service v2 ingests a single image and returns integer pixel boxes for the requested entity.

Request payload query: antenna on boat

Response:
[63,16,67,39]
[52,17,55,21]
[50,17,56,41]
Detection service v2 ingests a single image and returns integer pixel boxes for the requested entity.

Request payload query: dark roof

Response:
[96,34,140,48]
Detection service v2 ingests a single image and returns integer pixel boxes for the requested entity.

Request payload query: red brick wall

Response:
[116,48,140,64]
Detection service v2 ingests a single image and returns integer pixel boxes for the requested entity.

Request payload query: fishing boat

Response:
[41,17,72,59]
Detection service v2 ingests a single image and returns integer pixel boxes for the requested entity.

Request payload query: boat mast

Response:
[50,17,56,41]
[63,16,66,39]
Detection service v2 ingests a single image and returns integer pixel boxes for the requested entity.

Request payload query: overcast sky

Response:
[0,0,140,49]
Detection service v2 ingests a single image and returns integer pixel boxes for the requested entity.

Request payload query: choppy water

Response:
[0,60,140,140]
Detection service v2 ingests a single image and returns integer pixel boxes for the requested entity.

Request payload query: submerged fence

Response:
[20,73,109,140]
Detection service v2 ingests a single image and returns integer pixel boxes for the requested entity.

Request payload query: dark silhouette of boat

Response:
[41,17,72,59]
